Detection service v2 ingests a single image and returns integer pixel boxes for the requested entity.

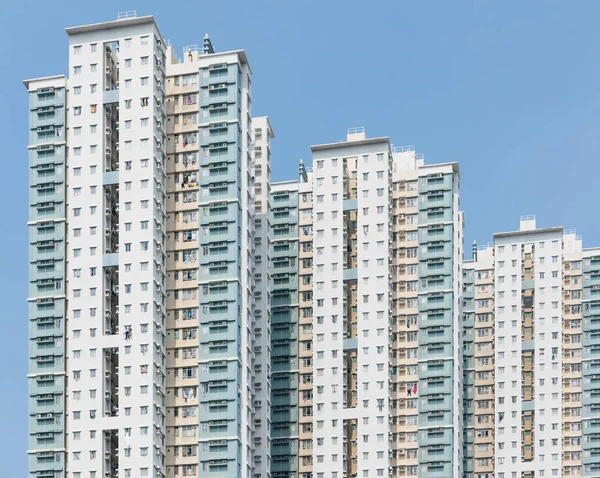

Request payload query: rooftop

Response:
[65,14,159,36]
[23,75,66,91]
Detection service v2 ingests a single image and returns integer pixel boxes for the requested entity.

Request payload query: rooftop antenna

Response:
[299,159,308,183]
[203,33,215,54]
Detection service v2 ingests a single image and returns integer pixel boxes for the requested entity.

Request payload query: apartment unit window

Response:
[182,74,197,86]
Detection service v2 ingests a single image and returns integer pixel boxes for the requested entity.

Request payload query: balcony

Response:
[419,174,452,193]
[30,88,63,109]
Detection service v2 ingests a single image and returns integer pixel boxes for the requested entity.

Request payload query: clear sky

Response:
[2,0,600,472]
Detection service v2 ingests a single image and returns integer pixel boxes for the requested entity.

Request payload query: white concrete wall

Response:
[65,18,167,478]
[494,225,563,477]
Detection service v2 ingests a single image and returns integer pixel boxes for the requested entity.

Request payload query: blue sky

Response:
[2,0,600,472]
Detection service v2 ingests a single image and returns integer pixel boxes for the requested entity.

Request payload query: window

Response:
[73,66,81,75]
[141,56,149,65]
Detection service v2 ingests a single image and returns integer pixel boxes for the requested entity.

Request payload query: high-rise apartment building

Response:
[462,244,495,478]
[261,128,465,478]
[251,117,275,477]
[269,179,300,476]
[25,73,68,478]
[26,14,170,478]
[25,12,265,478]
[164,36,256,477]
[461,217,600,478]
[581,247,600,477]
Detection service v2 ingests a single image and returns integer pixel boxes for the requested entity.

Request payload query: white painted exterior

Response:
[494,218,563,478]
[250,116,274,476]
[65,16,167,478]
[311,134,393,477]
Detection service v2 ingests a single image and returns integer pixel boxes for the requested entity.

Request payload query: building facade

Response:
[462,244,495,477]
[269,180,300,476]
[251,117,275,477]
[164,35,256,477]
[26,13,600,478]
[25,13,266,478]
[461,218,597,478]
[25,74,68,478]
[262,129,465,478]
